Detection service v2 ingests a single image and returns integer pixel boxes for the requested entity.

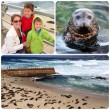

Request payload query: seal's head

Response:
[63,8,99,52]
[72,8,98,35]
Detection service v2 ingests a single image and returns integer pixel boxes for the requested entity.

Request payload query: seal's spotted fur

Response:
[63,8,99,52]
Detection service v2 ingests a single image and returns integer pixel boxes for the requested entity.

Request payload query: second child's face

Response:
[23,8,33,18]
[35,21,43,31]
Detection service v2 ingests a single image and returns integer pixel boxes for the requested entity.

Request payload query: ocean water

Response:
[1,56,109,93]
[5,1,54,15]
[56,1,109,54]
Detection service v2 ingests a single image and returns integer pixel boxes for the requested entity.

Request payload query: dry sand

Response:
[1,74,109,109]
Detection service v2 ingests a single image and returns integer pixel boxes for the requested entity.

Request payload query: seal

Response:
[63,8,99,52]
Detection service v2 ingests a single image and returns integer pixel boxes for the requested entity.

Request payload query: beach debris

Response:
[58,107,60,109]
[37,105,40,108]
[82,103,87,105]
[66,105,71,107]
[1,94,6,100]
[1,104,9,108]
[68,106,74,109]
[30,97,34,100]
[36,91,41,95]
[13,102,17,106]
[27,103,34,108]
[47,21,54,24]
[44,103,47,106]
[9,99,16,103]
[35,98,38,101]
[100,106,105,108]
[61,94,72,98]
[58,101,61,103]
[50,28,54,30]
[82,98,87,101]
[75,100,79,104]
[24,98,28,101]
[78,106,81,109]
[76,99,78,101]
[85,96,89,99]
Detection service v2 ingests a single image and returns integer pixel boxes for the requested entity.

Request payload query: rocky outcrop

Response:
[1,3,8,16]
[92,76,107,80]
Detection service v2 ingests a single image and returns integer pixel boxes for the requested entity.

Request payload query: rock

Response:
[95,76,107,80]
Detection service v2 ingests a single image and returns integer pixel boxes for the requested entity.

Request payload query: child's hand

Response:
[26,47,31,53]
[23,41,29,47]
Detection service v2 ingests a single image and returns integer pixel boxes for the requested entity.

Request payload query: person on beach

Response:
[21,3,34,42]
[26,16,54,54]
[1,14,27,54]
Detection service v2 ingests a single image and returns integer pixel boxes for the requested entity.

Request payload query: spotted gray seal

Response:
[63,8,99,52]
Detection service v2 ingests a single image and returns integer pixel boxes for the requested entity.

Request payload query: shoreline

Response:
[1,74,109,109]
[36,81,109,97]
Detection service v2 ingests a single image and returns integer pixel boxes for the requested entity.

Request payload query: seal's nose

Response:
[83,23,86,26]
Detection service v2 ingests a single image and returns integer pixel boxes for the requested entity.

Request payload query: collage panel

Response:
[1,55,109,109]
[1,1,55,54]
[0,0,109,109]
[56,1,109,54]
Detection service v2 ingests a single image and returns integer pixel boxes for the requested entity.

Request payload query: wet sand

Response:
[1,74,109,109]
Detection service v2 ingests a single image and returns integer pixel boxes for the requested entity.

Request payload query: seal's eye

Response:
[87,15,92,19]
[76,15,80,19]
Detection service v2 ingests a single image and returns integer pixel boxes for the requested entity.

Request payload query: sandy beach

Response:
[1,74,109,109]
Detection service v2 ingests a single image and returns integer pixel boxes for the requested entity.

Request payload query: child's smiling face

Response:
[23,8,33,18]
[34,21,43,31]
